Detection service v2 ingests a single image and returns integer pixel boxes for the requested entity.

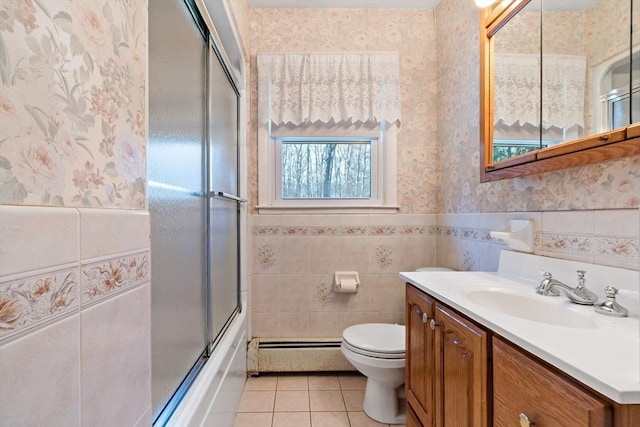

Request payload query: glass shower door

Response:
[207,41,241,347]
[149,0,208,420]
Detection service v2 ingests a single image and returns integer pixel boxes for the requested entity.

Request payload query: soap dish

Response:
[490,219,534,253]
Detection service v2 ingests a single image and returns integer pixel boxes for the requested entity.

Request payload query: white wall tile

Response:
[542,210,594,234]
[0,206,79,277]
[280,236,311,274]
[0,314,80,427]
[251,275,282,313]
[252,312,280,337]
[252,214,282,227]
[79,209,150,260]
[336,236,373,273]
[594,209,639,237]
[339,215,369,227]
[279,312,310,338]
[280,274,313,313]
[477,242,503,272]
[134,407,153,427]
[439,212,507,229]
[308,236,342,274]
[308,312,341,338]
[395,214,437,226]
[81,284,151,427]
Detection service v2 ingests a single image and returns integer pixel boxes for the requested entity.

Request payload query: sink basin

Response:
[466,289,599,329]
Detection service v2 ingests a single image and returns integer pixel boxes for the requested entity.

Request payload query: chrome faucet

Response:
[535,270,599,305]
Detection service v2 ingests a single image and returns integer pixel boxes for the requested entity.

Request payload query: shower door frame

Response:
[151,0,243,424]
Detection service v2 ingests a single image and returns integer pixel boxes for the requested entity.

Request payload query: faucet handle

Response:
[595,286,629,317]
[604,285,618,298]
[576,270,586,286]
[540,271,552,279]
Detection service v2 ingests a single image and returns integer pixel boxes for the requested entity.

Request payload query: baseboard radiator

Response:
[247,338,356,375]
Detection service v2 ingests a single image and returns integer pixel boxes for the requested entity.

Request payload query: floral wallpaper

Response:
[437,0,640,213]
[249,8,438,214]
[0,0,147,209]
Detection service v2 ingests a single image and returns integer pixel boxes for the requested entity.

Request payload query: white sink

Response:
[400,252,640,404]
[466,289,599,329]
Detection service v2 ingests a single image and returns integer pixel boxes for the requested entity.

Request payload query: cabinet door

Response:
[434,304,489,427]
[406,285,436,427]
[406,400,423,427]
[493,337,612,427]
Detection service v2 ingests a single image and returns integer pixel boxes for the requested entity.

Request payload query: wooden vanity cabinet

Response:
[434,303,489,427]
[406,285,489,427]
[406,285,436,426]
[406,283,640,427]
[493,337,612,427]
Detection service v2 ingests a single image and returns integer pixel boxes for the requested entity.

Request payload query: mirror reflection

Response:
[492,1,541,162]
[491,0,633,164]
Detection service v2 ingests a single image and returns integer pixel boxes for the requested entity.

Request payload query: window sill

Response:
[256,205,400,215]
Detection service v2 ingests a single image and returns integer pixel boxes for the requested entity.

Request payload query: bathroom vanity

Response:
[401,251,640,427]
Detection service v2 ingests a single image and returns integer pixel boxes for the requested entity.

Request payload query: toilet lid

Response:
[342,323,405,355]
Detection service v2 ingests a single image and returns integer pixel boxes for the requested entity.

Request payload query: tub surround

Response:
[401,250,639,404]
[0,206,151,426]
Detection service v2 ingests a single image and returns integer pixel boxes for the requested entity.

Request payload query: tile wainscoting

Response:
[0,206,151,427]
[250,210,638,339]
[437,210,639,272]
[249,214,438,339]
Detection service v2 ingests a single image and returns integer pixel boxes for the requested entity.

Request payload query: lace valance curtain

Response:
[257,52,402,126]
[494,53,586,130]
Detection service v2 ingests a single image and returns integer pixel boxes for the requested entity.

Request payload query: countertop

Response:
[400,270,640,404]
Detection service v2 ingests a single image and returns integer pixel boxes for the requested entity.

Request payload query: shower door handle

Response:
[209,191,247,203]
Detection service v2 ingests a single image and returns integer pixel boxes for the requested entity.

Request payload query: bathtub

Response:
[166,301,247,427]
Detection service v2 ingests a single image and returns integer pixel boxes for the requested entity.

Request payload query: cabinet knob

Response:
[422,312,429,324]
[519,413,534,427]
[429,319,438,330]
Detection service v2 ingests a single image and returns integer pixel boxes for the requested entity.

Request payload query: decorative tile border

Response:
[252,222,638,269]
[0,266,80,344]
[81,251,150,307]
[0,250,152,344]
[541,233,639,261]
[252,225,434,236]
[595,237,638,259]
[438,226,638,268]
[542,233,593,255]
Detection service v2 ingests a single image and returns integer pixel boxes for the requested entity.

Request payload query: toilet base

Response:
[362,380,406,425]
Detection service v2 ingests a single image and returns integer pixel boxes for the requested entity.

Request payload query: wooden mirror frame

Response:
[480,0,640,183]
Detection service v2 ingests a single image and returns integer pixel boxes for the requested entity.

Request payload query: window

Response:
[258,122,397,212]
[257,52,401,212]
[278,137,374,200]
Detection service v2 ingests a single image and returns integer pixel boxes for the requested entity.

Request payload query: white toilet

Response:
[341,323,406,424]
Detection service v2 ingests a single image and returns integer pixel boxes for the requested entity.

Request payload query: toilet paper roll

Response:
[337,278,358,293]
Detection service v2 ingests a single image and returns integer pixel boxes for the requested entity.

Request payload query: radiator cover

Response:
[247,338,356,375]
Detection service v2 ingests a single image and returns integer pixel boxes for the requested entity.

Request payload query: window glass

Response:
[279,138,373,199]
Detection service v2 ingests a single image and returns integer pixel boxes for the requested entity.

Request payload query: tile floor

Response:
[233,373,406,427]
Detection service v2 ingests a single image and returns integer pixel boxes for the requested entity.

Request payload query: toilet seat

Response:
[342,323,405,359]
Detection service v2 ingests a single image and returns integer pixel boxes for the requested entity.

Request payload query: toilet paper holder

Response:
[334,271,360,293]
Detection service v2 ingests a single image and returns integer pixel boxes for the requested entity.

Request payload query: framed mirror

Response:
[480,0,640,182]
